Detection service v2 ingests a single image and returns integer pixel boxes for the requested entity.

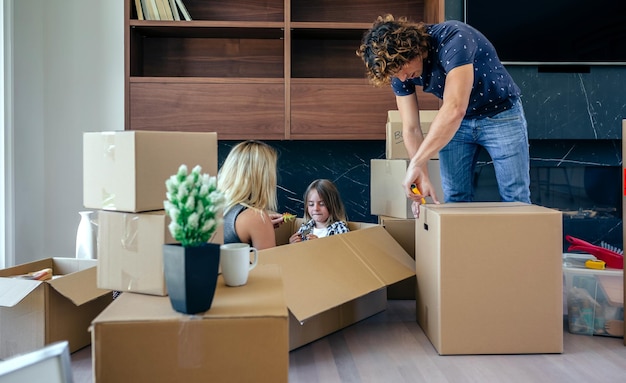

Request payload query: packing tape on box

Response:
[121,214,139,252]
[177,316,204,368]
[120,214,140,291]
[101,133,117,209]
[101,189,116,209]
[103,132,116,161]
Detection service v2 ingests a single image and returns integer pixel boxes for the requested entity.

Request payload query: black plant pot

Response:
[163,242,220,315]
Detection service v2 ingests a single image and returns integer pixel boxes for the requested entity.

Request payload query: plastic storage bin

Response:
[564,265,623,337]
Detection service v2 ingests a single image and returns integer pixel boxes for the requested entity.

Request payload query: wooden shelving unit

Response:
[125,0,442,140]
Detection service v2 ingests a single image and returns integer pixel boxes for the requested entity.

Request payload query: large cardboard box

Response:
[97,210,176,296]
[415,203,563,355]
[386,110,439,159]
[371,158,444,219]
[83,131,217,213]
[0,258,112,358]
[378,215,417,299]
[91,265,288,383]
[262,219,416,350]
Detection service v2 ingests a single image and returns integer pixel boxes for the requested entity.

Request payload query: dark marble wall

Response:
[511,67,625,140]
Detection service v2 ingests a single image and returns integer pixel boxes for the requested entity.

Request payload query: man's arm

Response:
[401,63,475,200]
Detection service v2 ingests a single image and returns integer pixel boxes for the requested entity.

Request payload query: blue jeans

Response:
[438,99,531,203]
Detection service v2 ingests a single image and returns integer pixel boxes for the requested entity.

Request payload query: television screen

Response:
[464,0,626,65]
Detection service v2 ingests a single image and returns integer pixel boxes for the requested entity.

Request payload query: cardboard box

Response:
[386,110,439,159]
[97,210,176,296]
[83,131,217,213]
[371,158,444,219]
[415,203,563,355]
[378,215,417,299]
[91,265,288,383]
[262,219,415,350]
[0,258,112,358]
[564,266,623,337]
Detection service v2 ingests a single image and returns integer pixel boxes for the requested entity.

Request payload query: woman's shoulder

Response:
[235,208,276,249]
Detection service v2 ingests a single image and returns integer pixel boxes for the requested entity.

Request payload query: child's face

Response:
[307,190,330,226]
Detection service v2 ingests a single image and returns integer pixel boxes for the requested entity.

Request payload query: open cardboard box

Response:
[262,219,415,350]
[0,258,113,358]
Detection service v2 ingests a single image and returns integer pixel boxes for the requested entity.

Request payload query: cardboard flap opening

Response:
[0,278,42,307]
[338,226,415,285]
[259,225,415,323]
[49,266,112,306]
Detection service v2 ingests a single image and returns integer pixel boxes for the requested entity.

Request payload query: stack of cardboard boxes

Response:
[372,110,443,219]
[83,131,292,382]
[83,131,219,296]
[370,110,442,300]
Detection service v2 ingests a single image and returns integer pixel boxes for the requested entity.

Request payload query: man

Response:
[357,15,531,217]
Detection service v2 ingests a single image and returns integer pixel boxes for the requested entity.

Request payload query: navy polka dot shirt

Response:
[391,20,521,119]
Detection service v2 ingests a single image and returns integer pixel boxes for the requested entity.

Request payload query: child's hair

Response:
[303,179,348,224]
[218,140,278,214]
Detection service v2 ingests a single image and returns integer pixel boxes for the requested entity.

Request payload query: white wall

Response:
[10,0,123,265]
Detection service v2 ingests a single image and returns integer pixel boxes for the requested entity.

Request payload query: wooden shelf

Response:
[125,0,443,139]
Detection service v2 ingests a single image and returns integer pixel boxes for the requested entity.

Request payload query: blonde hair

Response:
[218,140,278,215]
[303,179,348,224]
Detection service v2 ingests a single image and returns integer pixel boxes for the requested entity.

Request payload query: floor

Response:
[71,300,626,383]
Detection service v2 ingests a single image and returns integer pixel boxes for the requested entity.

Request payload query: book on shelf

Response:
[175,0,192,21]
[134,0,144,20]
[145,0,160,20]
[155,0,173,20]
[168,0,180,21]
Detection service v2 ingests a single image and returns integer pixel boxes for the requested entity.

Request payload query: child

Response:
[218,140,283,250]
[289,179,349,243]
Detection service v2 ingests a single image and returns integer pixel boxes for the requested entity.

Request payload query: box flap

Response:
[0,258,54,278]
[0,278,42,307]
[259,226,415,323]
[49,262,112,306]
[340,226,415,284]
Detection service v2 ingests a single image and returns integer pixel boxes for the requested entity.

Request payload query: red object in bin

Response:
[566,235,624,269]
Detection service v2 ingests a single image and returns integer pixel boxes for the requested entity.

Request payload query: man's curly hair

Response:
[356,14,430,87]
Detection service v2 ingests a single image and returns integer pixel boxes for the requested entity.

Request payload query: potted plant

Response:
[163,164,225,315]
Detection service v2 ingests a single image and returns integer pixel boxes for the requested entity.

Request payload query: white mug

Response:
[220,243,258,286]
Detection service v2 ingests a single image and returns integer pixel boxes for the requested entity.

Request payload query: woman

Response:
[218,140,283,250]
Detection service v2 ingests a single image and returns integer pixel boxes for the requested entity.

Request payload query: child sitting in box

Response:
[289,179,349,243]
